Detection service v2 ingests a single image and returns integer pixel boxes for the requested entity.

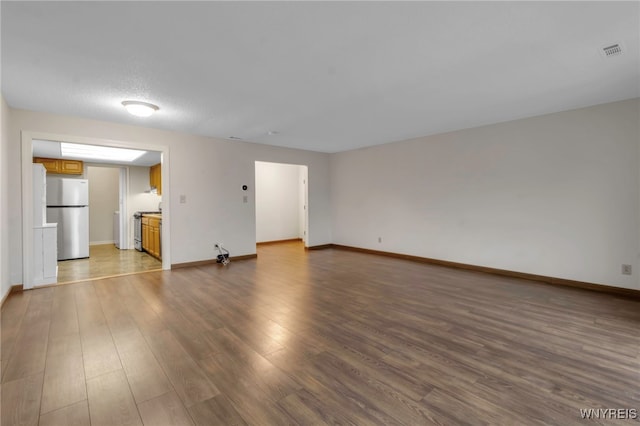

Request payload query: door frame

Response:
[85,164,128,248]
[21,130,171,289]
[254,161,309,247]
[119,167,129,249]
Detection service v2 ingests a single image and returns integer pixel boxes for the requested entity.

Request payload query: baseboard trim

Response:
[90,241,115,246]
[329,244,640,299]
[257,238,302,246]
[1,284,24,308]
[0,289,7,307]
[306,244,332,250]
[172,254,257,269]
[172,259,216,269]
[233,254,258,261]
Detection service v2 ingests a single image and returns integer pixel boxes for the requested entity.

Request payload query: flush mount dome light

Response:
[122,100,159,117]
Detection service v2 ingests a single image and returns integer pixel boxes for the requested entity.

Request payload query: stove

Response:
[133,211,161,251]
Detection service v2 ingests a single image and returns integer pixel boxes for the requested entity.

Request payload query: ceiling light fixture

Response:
[267,131,279,136]
[60,143,146,162]
[122,100,159,117]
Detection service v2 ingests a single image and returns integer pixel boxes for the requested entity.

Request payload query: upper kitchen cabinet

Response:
[33,157,59,172]
[34,157,84,175]
[59,159,83,174]
[150,163,162,195]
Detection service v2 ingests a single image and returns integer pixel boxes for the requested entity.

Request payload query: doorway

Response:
[255,161,308,247]
[22,133,171,289]
[53,164,162,284]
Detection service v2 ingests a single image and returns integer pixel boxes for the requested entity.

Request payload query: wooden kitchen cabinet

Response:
[150,225,160,259]
[142,217,150,252]
[59,159,83,174]
[149,163,162,195]
[34,157,60,173]
[141,215,161,260]
[34,157,84,175]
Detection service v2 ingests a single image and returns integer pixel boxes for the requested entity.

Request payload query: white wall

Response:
[331,99,640,290]
[255,161,304,243]
[128,165,162,213]
[7,108,331,283]
[87,166,119,245]
[8,100,637,290]
[1,95,11,299]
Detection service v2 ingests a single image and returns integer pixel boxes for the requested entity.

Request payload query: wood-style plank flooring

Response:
[56,244,162,284]
[2,241,639,425]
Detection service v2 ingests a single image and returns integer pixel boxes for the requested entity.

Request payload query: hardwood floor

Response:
[2,240,639,425]
[56,244,162,284]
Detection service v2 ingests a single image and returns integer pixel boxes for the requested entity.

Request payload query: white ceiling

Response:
[2,2,639,153]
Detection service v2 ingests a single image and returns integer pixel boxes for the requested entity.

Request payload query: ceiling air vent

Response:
[602,43,623,58]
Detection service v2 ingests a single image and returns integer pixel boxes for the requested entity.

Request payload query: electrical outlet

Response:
[243,195,248,203]
[622,264,632,275]
[180,194,186,204]
[378,237,382,243]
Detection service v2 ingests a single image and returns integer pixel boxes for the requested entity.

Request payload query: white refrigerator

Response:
[46,177,90,260]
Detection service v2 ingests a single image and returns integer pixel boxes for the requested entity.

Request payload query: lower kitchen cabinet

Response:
[142,218,150,251]
[141,215,161,260]
[150,225,160,258]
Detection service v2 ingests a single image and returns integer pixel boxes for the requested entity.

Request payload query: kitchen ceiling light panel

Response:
[60,143,146,162]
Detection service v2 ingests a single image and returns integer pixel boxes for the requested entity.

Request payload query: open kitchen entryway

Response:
[255,161,308,248]
[53,164,162,284]
[23,134,171,289]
